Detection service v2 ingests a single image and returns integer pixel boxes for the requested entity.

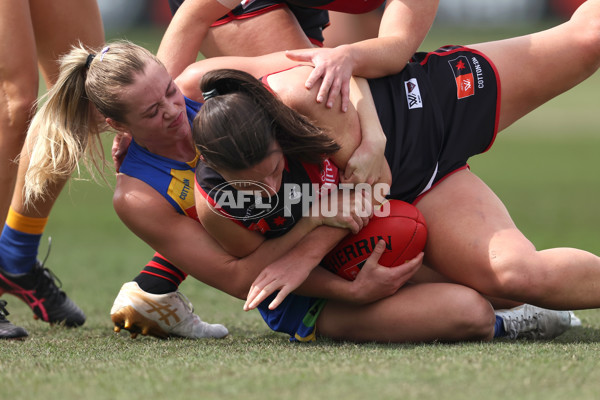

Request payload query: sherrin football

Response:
[321,199,427,281]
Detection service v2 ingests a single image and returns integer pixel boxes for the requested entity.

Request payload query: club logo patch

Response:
[404,78,423,109]
[448,56,475,99]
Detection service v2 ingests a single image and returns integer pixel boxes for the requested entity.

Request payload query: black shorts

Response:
[369,46,500,204]
[285,0,385,13]
[167,0,329,45]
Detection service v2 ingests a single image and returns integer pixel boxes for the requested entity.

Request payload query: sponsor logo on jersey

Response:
[448,56,475,99]
[320,159,337,184]
[471,56,485,89]
[404,78,423,109]
[168,169,196,214]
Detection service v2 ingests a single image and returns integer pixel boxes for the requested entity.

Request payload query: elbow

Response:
[220,275,249,301]
[175,65,205,101]
[229,285,248,301]
[215,260,253,301]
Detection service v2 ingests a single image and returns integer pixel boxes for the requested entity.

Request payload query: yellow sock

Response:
[5,207,48,235]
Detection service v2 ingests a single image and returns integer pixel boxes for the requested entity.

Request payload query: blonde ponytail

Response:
[23,40,159,204]
[24,45,105,203]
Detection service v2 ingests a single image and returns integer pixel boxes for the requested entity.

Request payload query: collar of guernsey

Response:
[119,96,202,219]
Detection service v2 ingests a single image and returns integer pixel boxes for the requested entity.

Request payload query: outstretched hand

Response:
[244,258,312,312]
[243,240,424,312]
[286,46,354,112]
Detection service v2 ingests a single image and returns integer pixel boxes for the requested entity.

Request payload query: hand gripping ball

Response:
[321,200,427,281]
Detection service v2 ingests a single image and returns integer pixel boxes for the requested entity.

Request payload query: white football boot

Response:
[495,304,571,340]
[111,282,228,339]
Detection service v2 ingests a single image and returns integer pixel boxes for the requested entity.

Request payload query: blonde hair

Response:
[24,40,161,203]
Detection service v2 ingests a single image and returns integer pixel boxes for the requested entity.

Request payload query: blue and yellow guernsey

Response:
[120,140,199,220]
[119,97,202,221]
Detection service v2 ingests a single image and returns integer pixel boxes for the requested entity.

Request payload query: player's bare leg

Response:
[468,0,600,132]
[0,0,103,327]
[318,282,496,343]
[418,169,600,310]
[0,1,38,225]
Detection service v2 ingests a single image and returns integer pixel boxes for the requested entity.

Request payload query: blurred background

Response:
[98,0,585,38]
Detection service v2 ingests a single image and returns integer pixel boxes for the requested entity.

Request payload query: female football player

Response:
[186,0,600,323]
[23,10,600,340]
[1,0,438,340]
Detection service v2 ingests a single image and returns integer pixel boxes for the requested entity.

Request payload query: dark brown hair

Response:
[192,69,340,171]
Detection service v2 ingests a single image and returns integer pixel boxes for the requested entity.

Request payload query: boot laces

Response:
[32,238,65,300]
[0,300,10,321]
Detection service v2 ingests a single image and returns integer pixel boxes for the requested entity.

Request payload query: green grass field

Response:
[3,22,600,400]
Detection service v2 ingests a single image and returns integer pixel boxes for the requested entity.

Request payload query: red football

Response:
[321,199,427,281]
